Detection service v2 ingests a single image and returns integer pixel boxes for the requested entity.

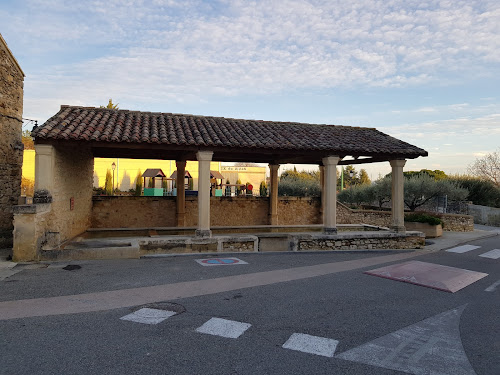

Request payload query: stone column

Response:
[34,144,55,193]
[196,151,213,237]
[319,165,325,223]
[269,164,280,225]
[175,160,186,227]
[322,156,340,234]
[390,159,407,232]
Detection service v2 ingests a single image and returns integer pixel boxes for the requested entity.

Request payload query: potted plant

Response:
[404,213,443,238]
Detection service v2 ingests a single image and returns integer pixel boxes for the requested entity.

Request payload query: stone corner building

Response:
[13,105,428,260]
[0,34,24,248]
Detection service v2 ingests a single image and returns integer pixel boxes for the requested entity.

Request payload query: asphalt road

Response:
[1,236,499,375]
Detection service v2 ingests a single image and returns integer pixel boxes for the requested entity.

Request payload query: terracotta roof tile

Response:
[33,105,428,158]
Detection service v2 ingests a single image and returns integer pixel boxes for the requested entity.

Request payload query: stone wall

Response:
[0,35,24,247]
[92,196,320,228]
[92,196,177,228]
[297,232,425,251]
[49,145,94,242]
[278,197,322,225]
[90,195,473,231]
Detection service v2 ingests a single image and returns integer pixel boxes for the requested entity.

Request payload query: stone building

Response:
[0,34,24,248]
[13,105,429,260]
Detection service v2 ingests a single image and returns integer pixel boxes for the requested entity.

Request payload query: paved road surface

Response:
[1,233,498,374]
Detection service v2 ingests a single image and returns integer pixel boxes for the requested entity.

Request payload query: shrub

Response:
[405,213,443,226]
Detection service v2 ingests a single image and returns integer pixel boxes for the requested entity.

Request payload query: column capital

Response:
[322,156,340,166]
[390,159,407,168]
[34,144,54,156]
[196,151,213,161]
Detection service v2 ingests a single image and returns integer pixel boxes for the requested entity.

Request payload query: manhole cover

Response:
[62,265,82,271]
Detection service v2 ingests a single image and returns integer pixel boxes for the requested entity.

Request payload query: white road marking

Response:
[282,333,339,358]
[479,249,500,259]
[446,245,481,254]
[120,308,176,325]
[485,280,500,292]
[336,305,476,375]
[195,257,248,267]
[195,317,251,338]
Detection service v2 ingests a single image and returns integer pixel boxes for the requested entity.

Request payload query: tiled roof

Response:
[33,105,427,158]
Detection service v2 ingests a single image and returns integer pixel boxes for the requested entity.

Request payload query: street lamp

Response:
[111,162,116,196]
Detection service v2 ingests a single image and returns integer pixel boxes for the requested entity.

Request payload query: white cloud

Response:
[3,0,499,110]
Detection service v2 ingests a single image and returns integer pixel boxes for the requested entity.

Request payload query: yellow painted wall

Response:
[220,166,267,195]
[21,150,266,194]
[93,158,220,191]
[22,150,35,180]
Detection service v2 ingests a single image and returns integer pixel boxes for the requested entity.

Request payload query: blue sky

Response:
[2,0,499,179]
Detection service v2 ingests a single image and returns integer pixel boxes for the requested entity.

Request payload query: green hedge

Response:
[405,213,443,226]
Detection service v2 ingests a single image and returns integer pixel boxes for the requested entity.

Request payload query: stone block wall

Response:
[90,195,473,232]
[92,196,177,228]
[278,197,322,225]
[46,144,94,243]
[0,35,24,247]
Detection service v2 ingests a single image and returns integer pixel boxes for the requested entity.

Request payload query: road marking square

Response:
[446,245,481,253]
[195,317,251,338]
[479,249,500,259]
[282,333,339,358]
[120,308,176,325]
[195,257,248,266]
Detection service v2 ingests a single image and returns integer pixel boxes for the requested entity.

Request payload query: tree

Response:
[447,175,500,208]
[372,177,392,208]
[386,169,448,180]
[467,148,500,186]
[22,129,34,150]
[104,169,113,195]
[278,168,321,197]
[343,165,359,187]
[134,170,143,196]
[403,174,468,211]
[100,99,119,109]
[359,169,371,185]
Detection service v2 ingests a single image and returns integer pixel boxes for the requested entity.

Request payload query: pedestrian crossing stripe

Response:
[446,245,481,253]
[120,308,176,325]
[282,333,339,357]
[195,317,251,338]
[479,249,500,259]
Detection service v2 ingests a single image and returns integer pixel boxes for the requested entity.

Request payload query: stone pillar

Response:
[34,144,55,193]
[175,160,186,227]
[196,151,213,237]
[269,164,280,225]
[319,165,325,223]
[322,156,340,234]
[390,159,407,232]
